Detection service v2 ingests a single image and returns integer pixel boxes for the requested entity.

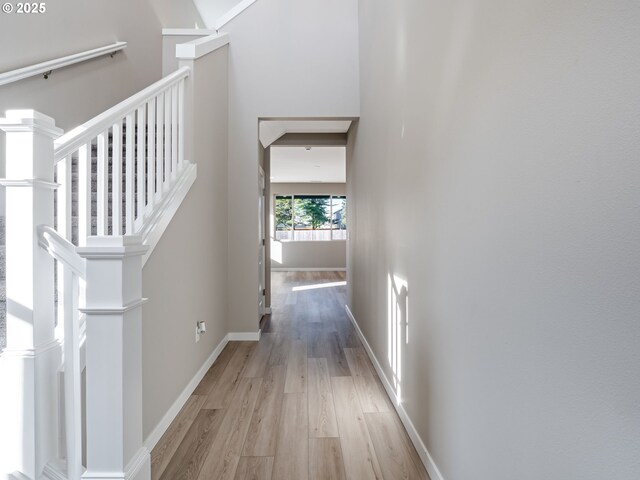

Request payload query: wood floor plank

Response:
[331,376,383,480]
[336,319,360,348]
[365,412,430,480]
[267,334,290,366]
[152,395,206,480]
[161,273,423,480]
[272,392,309,480]
[308,358,339,438]
[244,333,276,378]
[323,332,351,377]
[284,339,307,393]
[234,457,274,480]
[307,323,324,358]
[309,438,347,480]
[158,408,225,480]
[193,342,240,396]
[197,377,263,480]
[204,341,255,409]
[242,365,286,456]
[344,347,391,413]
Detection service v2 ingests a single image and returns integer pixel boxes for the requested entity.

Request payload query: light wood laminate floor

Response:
[152,271,429,480]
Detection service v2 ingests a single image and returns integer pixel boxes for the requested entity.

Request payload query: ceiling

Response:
[259,120,352,148]
[270,146,346,183]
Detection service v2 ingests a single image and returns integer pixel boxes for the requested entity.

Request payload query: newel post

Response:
[0,110,63,479]
[77,236,150,480]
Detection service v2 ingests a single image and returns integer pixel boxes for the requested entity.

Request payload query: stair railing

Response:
[54,65,191,244]
[0,65,193,480]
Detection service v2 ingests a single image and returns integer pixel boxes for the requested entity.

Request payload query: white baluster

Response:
[171,85,178,181]
[56,155,72,332]
[136,106,146,229]
[156,94,164,200]
[164,89,171,190]
[97,132,108,235]
[125,113,134,234]
[78,142,91,244]
[147,99,156,213]
[112,122,122,235]
[178,79,185,170]
[63,270,82,480]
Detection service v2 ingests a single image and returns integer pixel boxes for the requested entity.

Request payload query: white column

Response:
[0,110,63,479]
[77,236,150,480]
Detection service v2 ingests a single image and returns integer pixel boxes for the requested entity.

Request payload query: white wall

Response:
[193,0,245,28]
[270,183,346,270]
[350,1,640,479]
[219,0,359,332]
[142,45,229,439]
[0,0,202,131]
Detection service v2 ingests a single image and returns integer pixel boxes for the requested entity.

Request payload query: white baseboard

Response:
[144,334,229,451]
[228,330,261,341]
[78,446,149,480]
[125,447,150,480]
[345,305,445,480]
[4,473,31,480]
[271,267,346,272]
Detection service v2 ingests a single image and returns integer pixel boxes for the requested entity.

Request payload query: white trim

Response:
[215,0,257,31]
[0,42,127,87]
[6,472,33,480]
[143,335,229,451]
[271,267,346,272]
[38,226,86,278]
[124,447,150,480]
[162,28,217,36]
[345,304,446,480]
[228,330,261,342]
[0,109,64,138]
[0,339,61,359]
[79,447,149,480]
[176,33,230,60]
[0,179,59,189]
[76,236,149,260]
[42,459,69,480]
[141,163,197,266]
[79,299,147,316]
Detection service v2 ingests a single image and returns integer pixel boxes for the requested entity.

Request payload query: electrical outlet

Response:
[195,321,206,343]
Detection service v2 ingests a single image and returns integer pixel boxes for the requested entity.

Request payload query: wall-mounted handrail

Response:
[0,42,127,87]
[54,66,190,162]
[215,0,256,30]
[37,225,86,278]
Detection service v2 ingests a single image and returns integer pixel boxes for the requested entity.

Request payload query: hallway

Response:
[151,271,429,479]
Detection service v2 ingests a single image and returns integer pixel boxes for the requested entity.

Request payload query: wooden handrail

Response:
[0,42,127,87]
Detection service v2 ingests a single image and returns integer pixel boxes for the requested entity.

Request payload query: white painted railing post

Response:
[77,236,150,480]
[0,110,63,479]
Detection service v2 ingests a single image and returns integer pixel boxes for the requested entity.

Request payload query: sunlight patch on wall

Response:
[388,273,408,400]
[270,238,282,264]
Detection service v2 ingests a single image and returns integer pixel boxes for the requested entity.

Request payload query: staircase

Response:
[0,64,195,480]
[0,130,132,352]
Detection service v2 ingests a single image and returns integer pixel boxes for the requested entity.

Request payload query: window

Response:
[275,195,347,241]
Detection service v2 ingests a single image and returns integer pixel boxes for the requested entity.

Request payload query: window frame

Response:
[274,194,347,242]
